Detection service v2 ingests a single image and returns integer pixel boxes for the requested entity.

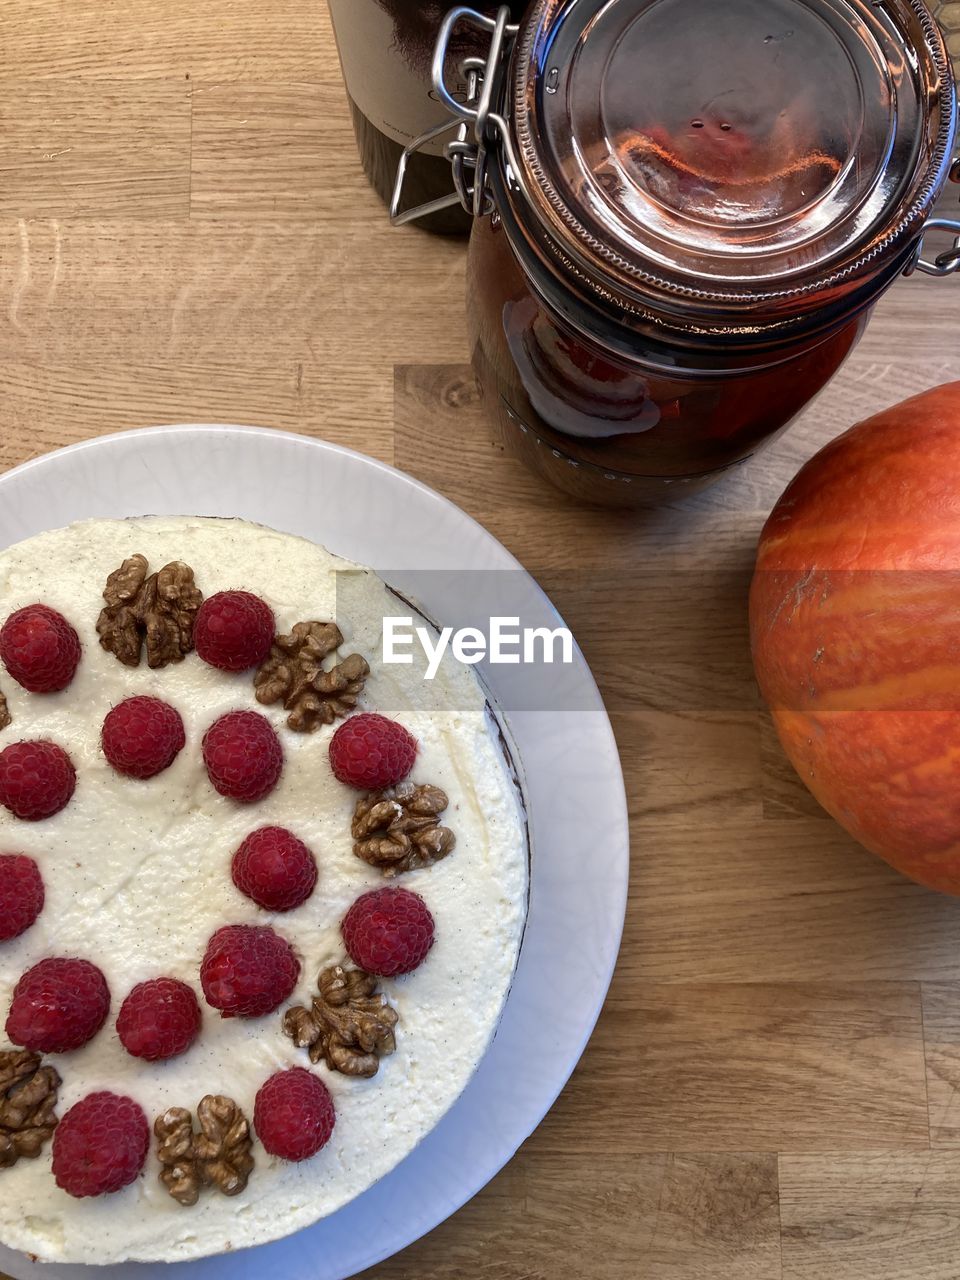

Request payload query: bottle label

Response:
[328,0,483,157]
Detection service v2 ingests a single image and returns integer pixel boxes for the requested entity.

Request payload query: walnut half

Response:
[254,620,369,732]
[0,689,10,731]
[155,1095,253,1206]
[352,782,456,876]
[0,1049,60,1169]
[97,554,203,669]
[283,965,398,1078]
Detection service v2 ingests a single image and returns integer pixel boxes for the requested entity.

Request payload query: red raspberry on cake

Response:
[116,977,201,1062]
[0,740,76,821]
[52,1092,149,1198]
[194,591,275,672]
[231,826,318,913]
[101,696,186,780]
[0,853,44,941]
[342,886,435,976]
[6,957,110,1053]
[328,713,417,790]
[0,603,81,693]
[202,710,283,803]
[200,924,300,1018]
[254,1067,335,1161]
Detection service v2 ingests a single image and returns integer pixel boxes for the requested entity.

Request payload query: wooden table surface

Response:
[1,4,960,1278]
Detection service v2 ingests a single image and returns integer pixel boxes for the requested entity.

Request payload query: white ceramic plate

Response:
[0,426,628,1280]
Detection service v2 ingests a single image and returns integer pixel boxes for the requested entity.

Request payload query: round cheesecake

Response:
[0,516,527,1264]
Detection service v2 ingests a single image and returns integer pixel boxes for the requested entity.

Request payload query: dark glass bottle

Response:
[328,1,526,235]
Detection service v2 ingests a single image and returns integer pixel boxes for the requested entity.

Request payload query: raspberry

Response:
[202,710,283,804]
[0,604,81,693]
[0,854,44,941]
[254,1068,335,1161]
[194,591,275,672]
[342,887,435,976]
[52,1092,149,1198]
[6,957,110,1053]
[0,849,44,942]
[0,740,76,821]
[328,713,417,790]
[231,826,318,913]
[116,977,201,1062]
[101,696,186,780]
[200,924,299,1018]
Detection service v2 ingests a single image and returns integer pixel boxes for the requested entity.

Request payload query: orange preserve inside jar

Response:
[454,0,959,505]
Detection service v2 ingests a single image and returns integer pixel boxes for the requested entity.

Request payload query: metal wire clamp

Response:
[389,6,519,227]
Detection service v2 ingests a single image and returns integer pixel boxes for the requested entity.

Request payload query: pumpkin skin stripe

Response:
[752,568,960,709]
[752,383,960,896]
[812,667,960,713]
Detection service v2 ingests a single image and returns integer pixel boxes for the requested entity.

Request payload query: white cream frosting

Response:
[0,517,527,1264]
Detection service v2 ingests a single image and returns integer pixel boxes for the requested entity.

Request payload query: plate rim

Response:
[1,421,535,565]
[0,424,629,1280]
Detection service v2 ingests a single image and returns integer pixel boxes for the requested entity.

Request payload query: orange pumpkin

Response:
[750,382,960,894]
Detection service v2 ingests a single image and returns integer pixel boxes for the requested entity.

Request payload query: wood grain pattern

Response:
[190,81,371,221]
[0,82,191,218]
[366,1153,783,1280]
[540,982,929,1154]
[0,2,958,1277]
[0,0,332,79]
[780,1152,960,1280]
[922,985,960,1146]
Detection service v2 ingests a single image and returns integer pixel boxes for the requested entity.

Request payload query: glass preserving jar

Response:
[396,0,960,504]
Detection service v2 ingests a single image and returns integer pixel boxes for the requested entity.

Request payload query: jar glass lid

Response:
[510,0,957,309]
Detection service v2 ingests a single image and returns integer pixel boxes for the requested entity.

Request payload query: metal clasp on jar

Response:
[907,217,960,276]
[389,5,519,227]
[904,158,960,277]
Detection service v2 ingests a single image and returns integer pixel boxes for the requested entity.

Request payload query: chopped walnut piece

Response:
[254,621,369,732]
[194,1095,254,1196]
[154,1107,198,1205]
[352,782,456,876]
[97,554,203,669]
[283,965,398,1078]
[155,1095,253,1206]
[0,1049,60,1169]
[0,689,10,731]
